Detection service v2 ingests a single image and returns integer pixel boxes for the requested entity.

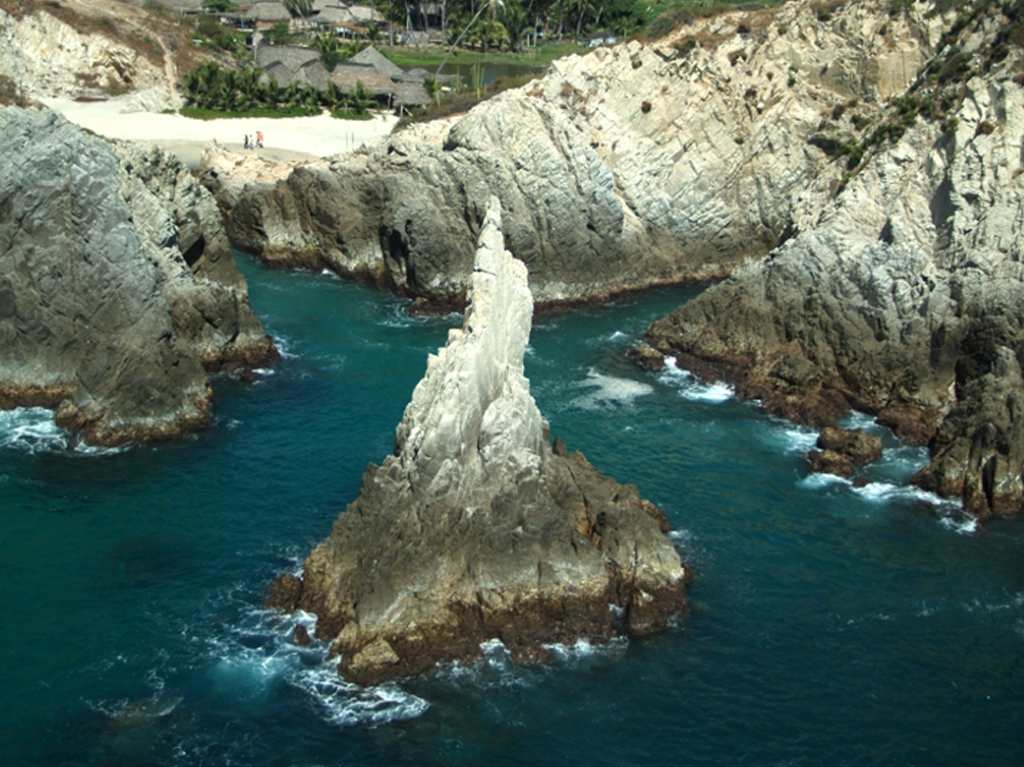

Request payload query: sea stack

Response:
[268,197,687,684]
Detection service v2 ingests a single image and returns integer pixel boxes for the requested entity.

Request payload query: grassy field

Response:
[380,41,586,72]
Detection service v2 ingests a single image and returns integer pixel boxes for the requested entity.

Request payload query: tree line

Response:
[378,0,646,47]
[181,61,375,116]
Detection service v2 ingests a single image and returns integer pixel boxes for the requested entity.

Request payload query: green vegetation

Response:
[396,71,536,129]
[284,0,315,18]
[201,0,238,11]
[644,0,783,40]
[181,61,379,119]
[380,42,584,72]
[181,105,319,119]
[193,14,249,55]
[815,0,1024,194]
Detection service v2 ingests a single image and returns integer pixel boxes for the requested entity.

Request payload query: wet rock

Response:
[627,342,665,371]
[807,427,883,477]
[292,624,312,647]
[266,573,303,611]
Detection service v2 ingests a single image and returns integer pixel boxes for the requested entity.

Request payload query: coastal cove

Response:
[1,254,1022,766]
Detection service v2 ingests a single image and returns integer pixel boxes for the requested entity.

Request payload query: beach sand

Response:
[42,96,398,166]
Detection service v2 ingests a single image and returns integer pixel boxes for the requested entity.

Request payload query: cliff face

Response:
[646,0,1024,518]
[0,5,175,110]
[214,0,942,307]
[267,197,686,685]
[0,107,275,445]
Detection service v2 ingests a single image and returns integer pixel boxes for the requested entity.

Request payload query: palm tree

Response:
[573,0,594,42]
[501,0,529,51]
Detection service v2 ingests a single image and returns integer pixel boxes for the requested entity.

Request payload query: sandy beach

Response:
[42,96,398,166]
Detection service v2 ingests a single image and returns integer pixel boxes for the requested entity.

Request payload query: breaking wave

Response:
[659,357,734,403]
[206,605,428,728]
[0,407,125,456]
[799,473,974,533]
[271,334,299,359]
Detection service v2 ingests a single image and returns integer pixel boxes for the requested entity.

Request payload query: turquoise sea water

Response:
[1,256,1022,766]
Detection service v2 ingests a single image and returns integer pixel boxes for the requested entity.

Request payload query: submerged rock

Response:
[0,107,275,446]
[268,197,686,685]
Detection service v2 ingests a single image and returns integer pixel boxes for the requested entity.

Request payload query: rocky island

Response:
[0,106,275,445]
[267,197,686,684]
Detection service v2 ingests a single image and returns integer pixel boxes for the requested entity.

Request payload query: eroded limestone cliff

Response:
[267,197,686,684]
[213,0,944,307]
[0,3,175,110]
[645,0,1024,518]
[0,107,275,445]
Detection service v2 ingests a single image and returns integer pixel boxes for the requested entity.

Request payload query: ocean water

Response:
[1,256,1022,766]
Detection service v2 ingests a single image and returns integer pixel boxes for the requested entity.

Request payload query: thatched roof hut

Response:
[315,6,357,25]
[346,46,405,80]
[349,5,385,24]
[257,45,329,89]
[256,44,320,70]
[246,2,291,22]
[329,64,396,99]
[391,80,430,107]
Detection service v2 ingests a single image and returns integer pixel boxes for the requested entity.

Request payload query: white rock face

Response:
[646,2,1024,517]
[221,0,949,306]
[393,197,546,504]
[0,8,171,106]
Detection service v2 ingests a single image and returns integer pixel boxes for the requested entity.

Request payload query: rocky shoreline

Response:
[267,198,687,684]
[0,107,276,446]
[641,0,1024,518]
[204,0,942,309]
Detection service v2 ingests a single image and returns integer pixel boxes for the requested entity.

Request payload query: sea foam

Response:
[0,407,125,456]
[659,357,734,403]
[207,602,428,728]
[572,368,654,410]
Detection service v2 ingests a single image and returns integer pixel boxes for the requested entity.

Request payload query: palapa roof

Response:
[391,80,430,106]
[349,4,385,23]
[329,64,396,98]
[246,1,291,21]
[256,45,328,90]
[256,44,320,70]
[315,6,356,24]
[346,46,405,80]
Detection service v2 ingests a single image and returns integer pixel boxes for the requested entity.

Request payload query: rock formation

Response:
[267,197,686,684]
[210,0,943,307]
[0,3,176,110]
[0,107,275,445]
[806,427,883,478]
[645,0,1024,518]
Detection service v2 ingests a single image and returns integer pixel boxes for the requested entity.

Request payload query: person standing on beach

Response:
[256,130,264,149]
[244,134,250,149]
